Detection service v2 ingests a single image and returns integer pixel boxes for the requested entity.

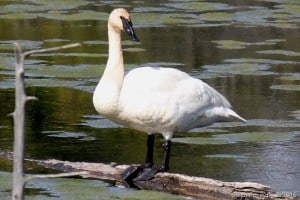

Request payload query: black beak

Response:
[121,17,139,42]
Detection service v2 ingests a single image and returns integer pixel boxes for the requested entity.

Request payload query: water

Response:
[0,0,299,198]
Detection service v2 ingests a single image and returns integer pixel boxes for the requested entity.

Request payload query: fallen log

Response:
[0,151,298,200]
[35,159,298,200]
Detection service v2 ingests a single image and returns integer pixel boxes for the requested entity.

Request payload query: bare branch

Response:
[12,42,27,200]
[23,43,81,57]
[7,112,15,117]
[11,42,82,200]
[26,96,38,102]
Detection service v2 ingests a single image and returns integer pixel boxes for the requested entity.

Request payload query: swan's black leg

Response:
[133,139,171,181]
[122,136,172,184]
[145,134,155,167]
[160,140,171,172]
[122,134,155,185]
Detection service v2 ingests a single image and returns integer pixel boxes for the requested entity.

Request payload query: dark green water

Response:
[0,0,299,199]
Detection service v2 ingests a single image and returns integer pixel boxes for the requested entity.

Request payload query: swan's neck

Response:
[93,24,124,117]
[104,25,124,80]
[105,24,124,86]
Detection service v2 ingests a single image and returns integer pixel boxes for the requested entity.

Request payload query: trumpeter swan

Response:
[93,8,246,182]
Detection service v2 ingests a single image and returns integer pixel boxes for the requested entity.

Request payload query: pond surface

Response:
[0,0,300,199]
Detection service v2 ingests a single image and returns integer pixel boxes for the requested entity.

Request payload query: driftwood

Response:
[1,149,299,200]
[32,158,298,200]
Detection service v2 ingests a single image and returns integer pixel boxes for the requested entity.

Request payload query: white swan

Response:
[93,8,246,181]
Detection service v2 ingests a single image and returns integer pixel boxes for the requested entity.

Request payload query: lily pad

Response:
[224,58,298,65]
[0,40,43,51]
[123,47,146,52]
[43,131,96,141]
[0,12,37,20]
[212,38,289,50]
[43,131,86,138]
[212,119,300,129]
[32,53,106,58]
[202,63,273,76]
[173,131,299,145]
[270,84,300,91]
[275,3,300,15]
[83,41,108,45]
[234,9,271,24]
[290,110,300,120]
[165,2,234,12]
[212,40,247,49]
[131,13,171,27]
[133,6,174,13]
[25,64,103,79]
[40,10,107,21]
[279,73,300,81]
[27,0,91,10]
[257,50,300,56]
[0,79,14,89]
[133,12,202,27]
[26,78,82,88]
[44,39,71,43]
[215,132,290,143]
[79,115,122,129]
[172,136,230,145]
[140,62,185,69]
[200,12,234,21]
[205,154,248,162]
[265,39,286,43]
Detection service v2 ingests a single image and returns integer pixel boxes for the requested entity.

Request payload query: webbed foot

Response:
[121,164,164,188]
[121,165,144,188]
[133,167,160,181]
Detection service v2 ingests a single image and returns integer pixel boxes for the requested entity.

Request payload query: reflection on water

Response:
[0,0,299,198]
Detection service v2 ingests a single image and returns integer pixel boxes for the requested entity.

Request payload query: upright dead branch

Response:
[12,43,27,200]
[11,43,81,200]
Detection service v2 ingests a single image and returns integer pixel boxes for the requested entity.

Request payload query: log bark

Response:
[33,159,299,200]
[1,151,299,200]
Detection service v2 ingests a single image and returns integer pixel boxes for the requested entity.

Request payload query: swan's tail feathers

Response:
[227,108,246,123]
[207,107,246,123]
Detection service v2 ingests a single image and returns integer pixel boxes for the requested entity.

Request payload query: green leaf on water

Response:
[205,154,248,162]
[270,84,300,91]
[165,2,233,12]
[172,137,229,145]
[279,73,300,81]
[257,50,300,56]
[200,12,234,21]
[173,131,299,145]
[203,63,274,76]
[212,40,246,49]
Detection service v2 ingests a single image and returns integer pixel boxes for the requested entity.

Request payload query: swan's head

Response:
[109,8,139,42]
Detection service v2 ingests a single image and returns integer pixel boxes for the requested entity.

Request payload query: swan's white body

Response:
[93,8,245,141]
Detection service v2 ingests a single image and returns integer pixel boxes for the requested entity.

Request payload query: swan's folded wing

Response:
[172,77,244,132]
[118,67,244,133]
